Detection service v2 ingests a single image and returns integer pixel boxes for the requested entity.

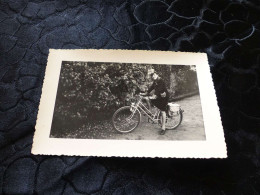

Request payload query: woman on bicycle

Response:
[143,71,169,135]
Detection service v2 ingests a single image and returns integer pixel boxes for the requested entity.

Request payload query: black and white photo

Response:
[50,61,206,140]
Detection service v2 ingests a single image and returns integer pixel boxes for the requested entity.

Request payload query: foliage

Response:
[171,65,199,96]
[54,62,150,121]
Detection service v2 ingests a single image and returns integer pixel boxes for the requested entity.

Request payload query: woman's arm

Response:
[147,82,155,94]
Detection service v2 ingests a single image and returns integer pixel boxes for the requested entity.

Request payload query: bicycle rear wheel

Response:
[112,106,141,133]
[159,109,183,130]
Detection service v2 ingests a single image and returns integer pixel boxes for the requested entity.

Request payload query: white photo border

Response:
[32,49,227,158]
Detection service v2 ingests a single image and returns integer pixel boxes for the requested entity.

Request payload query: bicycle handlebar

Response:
[138,93,157,100]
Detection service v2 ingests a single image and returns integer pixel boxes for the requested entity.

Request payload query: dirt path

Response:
[112,95,206,140]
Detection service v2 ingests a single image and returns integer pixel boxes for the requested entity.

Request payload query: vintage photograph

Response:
[50,61,205,140]
[32,49,226,158]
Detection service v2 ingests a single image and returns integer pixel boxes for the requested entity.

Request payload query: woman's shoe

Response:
[159,129,166,135]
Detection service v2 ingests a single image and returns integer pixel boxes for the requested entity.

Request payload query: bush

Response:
[54,62,151,121]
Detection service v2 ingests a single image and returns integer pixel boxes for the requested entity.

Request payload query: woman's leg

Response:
[145,97,151,110]
[161,111,166,135]
[151,99,167,134]
[159,97,168,135]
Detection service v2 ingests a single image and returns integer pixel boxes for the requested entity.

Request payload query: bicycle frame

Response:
[130,95,160,123]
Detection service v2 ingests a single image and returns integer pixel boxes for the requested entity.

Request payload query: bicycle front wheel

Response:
[112,106,141,133]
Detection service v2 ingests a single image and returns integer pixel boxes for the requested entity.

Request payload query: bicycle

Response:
[112,94,184,133]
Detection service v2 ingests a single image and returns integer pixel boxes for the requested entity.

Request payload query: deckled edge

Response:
[204,51,227,158]
[32,49,56,155]
[31,49,227,159]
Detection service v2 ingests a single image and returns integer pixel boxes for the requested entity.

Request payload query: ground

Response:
[60,95,206,141]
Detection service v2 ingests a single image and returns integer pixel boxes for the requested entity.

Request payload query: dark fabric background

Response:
[0,0,259,194]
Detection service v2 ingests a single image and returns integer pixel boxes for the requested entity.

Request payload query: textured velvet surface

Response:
[0,0,260,194]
